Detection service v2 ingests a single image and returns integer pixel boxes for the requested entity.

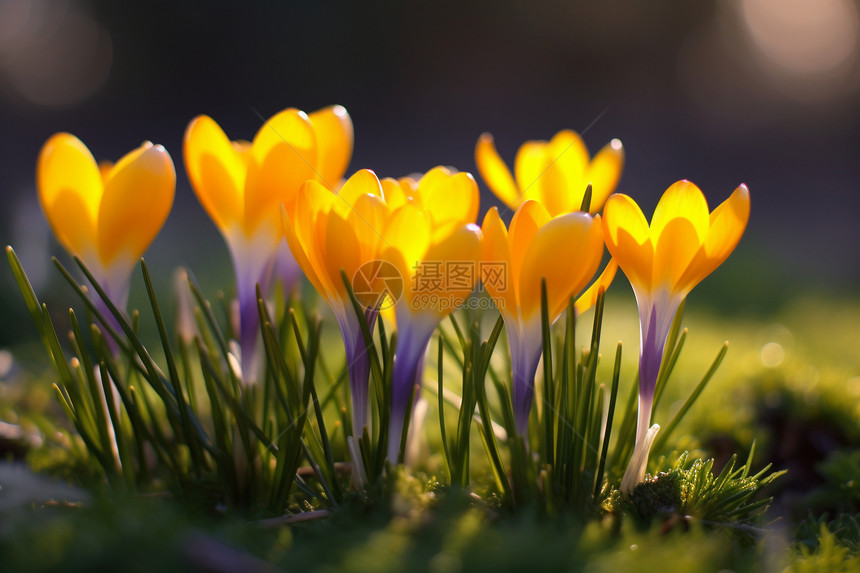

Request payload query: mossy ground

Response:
[1,291,859,572]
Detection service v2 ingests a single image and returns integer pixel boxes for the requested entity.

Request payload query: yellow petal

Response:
[508,200,551,285]
[650,180,709,244]
[322,210,362,299]
[702,183,750,262]
[518,212,603,321]
[514,140,549,204]
[36,133,102,259]
[575,258,618,315]
[475,133,520,208]
[586,139,624,213]
[183,115,246,232]
[98,161,113,183]
[299,179,339,279]
[421,223,483,311]
[348,191,389,260]
[335,168,383,217]
[480,207,516,317]
[417,167,480,225]
[308,105,353,187]
[380,177,412,210]
[602,194,653,292]
[652,217,702,291]
[676,184,750,293]
[602,193,650,248]
[540,129,589,216]
[381,204,431,305]
[282,203,326,298]
[613,227,653,294]
[244,108,317,234]
[98,142,176,266]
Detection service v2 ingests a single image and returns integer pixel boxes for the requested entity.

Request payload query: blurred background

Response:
[2,0,860,347]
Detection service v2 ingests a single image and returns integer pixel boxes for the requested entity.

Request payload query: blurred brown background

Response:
[2,0,859,346]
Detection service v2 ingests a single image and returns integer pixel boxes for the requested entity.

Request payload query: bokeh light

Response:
[739,0,860,100]
[0,0,112,107]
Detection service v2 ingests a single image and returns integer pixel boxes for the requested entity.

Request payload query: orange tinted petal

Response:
[602,193,650,250]
[481,207,516,315]
[335,168,383,216]
[308,105,353,186]
[676,184,750,293]
[381,177,412,210]
[508,200,551,284]
[702,183,750,261]
[650,180,709,244]
[244,108,317,233]
[652,217,703,290]
[348,191,389,259]
[585,139,624,213]
[422,223,483,310]
[36,133,101,258]
[518,212,603,321]
[602,194,654,292]
[282,204,326,298]
[382,203,432,296]
[98,142,176,266]
[183,115,246,232]
[322,211,361,298]
[575,258,618,315]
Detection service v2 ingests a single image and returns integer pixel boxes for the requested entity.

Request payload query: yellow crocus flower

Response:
[282,169,390,440]
[184,105,352,382]
[475,130,624,216]
[37,133,175,312]
[481,201,615,435]
[379,169,483,463]
[601,180,750,492]
[283,165,480,456]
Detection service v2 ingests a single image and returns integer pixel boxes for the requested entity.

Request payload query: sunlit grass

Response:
[2,251,859,571]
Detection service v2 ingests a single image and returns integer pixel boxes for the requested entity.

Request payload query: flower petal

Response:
[282,203,326,298]
[37,133,103,261]
[650,180,709,244]
[480,207,516,317]
[422,223,483,311]
[475,133,520,208]
[244,108,317,235]
[514,140,549,204]
[575,258,618,315]
[381,204,432,306]
[98,142,176,267]
[540,129,589,216]
[322,210,362,299]
[585,139,624,213]
[335,168,383,216]
[508,200,550,285]
[602,193,654,293]
[348,191,388,260]
[603,193,650,247]
[380,177,412,210]
[653,217,702,291]
[416,167,480,226]
[308,105,353,187]
[183,115,246,233]
[703,183,750,262]
[518,212,603,321]
[676,184,750,293]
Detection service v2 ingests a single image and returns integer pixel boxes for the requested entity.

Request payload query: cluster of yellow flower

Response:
[35,104,749,490]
